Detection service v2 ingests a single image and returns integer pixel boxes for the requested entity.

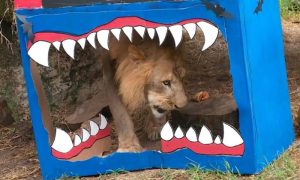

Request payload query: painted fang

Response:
[27,18,218,67]
[198,125,213,144]
[160,121,174,141]
[51,115,110,159]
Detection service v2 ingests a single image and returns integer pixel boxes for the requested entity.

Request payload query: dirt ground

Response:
[0,20,299,179]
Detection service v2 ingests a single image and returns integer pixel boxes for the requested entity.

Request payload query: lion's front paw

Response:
[117,144,143,153]
[145,116,166,141]
[147,130,161,141]
[146,126,161,141]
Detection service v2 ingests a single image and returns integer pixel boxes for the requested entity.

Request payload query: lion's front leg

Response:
[144,113,167,141]
[101,52,142,152]
[109,93,143,152]
[109,95,142,152]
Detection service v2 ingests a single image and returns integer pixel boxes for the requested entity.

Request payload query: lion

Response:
[107,33,188,151]
[66,32,188,152]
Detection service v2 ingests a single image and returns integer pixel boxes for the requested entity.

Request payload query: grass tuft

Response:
[280,0,300,21]
[186,163,240,180]
[258,148,297,180]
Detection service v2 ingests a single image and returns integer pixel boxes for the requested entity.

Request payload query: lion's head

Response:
[115,44,188,118]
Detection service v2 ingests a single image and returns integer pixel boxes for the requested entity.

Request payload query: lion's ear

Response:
[176,67,186,78]
[128,45,145,62]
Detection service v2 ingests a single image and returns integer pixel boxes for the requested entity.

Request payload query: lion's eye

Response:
[162,80,171,87]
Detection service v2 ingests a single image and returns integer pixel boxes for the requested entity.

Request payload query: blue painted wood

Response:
[238,1,295,172]
[15,0,294,179]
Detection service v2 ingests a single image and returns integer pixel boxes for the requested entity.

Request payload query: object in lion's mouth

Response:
[192,91,210,102]
[161,95,243,156]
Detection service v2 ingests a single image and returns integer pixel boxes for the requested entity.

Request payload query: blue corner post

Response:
[234,0,295,172]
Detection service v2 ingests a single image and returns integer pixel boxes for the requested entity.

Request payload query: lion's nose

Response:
[175,96,188,109]
[175,104,185,109]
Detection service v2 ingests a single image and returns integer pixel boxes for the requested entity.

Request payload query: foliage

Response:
[287,0,300,12]
[0,0,14,23]
[0,0,15,51]
[280,0,300,20]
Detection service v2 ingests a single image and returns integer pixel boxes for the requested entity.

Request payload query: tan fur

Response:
[67,33,187,152]
[115,49,185,112]
[115,53,154,112]
[108,33,188,142]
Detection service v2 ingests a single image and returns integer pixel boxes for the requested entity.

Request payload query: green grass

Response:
[90,149,297,180]
[98,169,129,180]
[56,146,298,179]
[185,147,297,180]
[280,0,300,21]
[257,148,297,180]
[186,163,240,180]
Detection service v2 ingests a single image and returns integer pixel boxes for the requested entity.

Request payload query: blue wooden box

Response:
[14,0,294,179]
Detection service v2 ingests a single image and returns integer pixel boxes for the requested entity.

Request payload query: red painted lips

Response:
[160,122,244,156]
[51,114,110,160]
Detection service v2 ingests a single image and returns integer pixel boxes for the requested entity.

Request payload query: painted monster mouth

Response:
[160,122,244,156]
[51,114,110,160]
[27,17,219,67]
[27,16,240,158]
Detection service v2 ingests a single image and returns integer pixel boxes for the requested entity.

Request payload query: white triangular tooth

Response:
[186,127,197,142]
[52,41,61,51]
[122,26,133,42]
[134,26,146,38]
[51,128,73,153]
[28,41,51,67]
[198,125,213,144]
[214,135,221,144]
[74,135,81,146]
[99,114,108,130]
[147,28,155,39]
[97,30,110,50]
[183,23,197,39]
[77,38,86,49]
[87,32,97,49]
[222,123,243,147]
[197,21,218,51]
[169,25,183,47]
[82,128,90,142]
[174,126,184,139]
[90,120,99,136]
[111,28,121,41]
[160,121,173,141]
[156,26,168,45]
[62,39,76,59]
